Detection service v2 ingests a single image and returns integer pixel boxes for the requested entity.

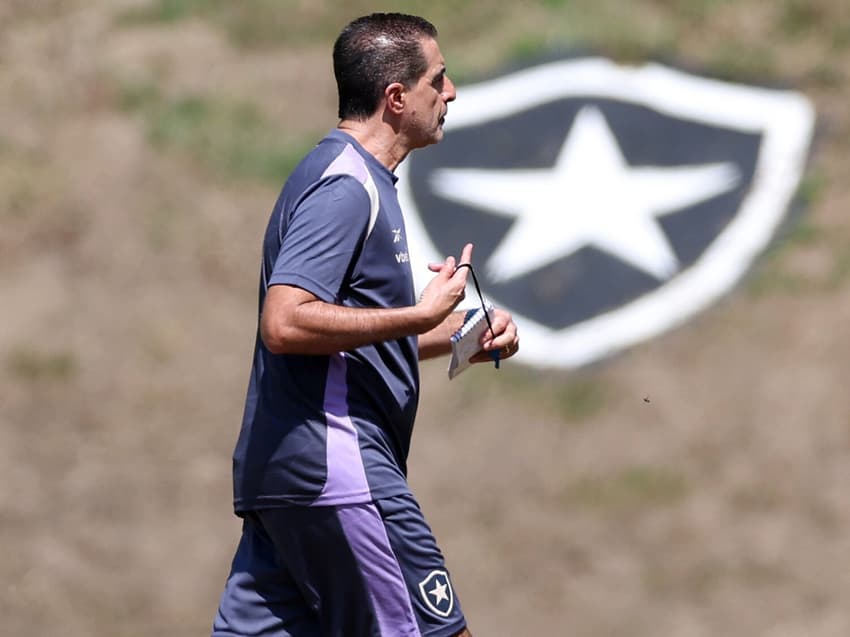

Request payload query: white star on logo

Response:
[430,106,741,282]
[428,579,449,605]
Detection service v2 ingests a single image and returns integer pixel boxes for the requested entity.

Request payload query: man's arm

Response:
[418,310,466,360]
[261,246,473,355]
[262,285,432,354]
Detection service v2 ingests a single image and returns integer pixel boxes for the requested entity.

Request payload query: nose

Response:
[443,75,457,102]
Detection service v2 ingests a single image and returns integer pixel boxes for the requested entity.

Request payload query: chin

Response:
[411,127,444,150]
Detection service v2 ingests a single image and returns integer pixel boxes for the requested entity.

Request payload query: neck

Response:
[338,118,410,172]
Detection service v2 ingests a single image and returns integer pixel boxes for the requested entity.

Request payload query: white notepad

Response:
[447,305,495,379]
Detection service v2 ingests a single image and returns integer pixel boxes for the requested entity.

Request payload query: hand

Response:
[417,243,474,330]
[470,307,519,364]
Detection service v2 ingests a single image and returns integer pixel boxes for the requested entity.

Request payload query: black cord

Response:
[454,262,499,368]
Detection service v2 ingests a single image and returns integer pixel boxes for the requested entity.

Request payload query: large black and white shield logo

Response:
[398,58,814,368]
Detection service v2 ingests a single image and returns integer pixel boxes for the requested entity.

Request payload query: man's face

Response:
[404,37,456,149]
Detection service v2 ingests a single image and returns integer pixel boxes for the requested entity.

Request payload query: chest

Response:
[349,197,415,307]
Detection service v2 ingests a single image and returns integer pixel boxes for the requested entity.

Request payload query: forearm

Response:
[418,310,467,360]
[262,297,434,355]
[262,249,473,357]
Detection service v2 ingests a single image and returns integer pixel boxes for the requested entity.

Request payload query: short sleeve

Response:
[269,175,371,302]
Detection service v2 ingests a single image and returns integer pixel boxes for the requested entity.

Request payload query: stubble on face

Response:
[406,37,454,149]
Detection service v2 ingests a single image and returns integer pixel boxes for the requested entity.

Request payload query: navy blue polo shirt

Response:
[232,129,420,511]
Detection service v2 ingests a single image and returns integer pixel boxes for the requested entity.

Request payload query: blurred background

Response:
[2,1,849,635]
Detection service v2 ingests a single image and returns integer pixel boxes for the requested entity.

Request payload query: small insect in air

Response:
[643,395,651,403]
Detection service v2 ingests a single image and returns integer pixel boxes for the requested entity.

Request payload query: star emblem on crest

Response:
[418,569,454,618]
[428,579,450,605]
[430,106,740,282]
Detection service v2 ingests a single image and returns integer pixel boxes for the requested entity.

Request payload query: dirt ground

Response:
[2,2,850,636]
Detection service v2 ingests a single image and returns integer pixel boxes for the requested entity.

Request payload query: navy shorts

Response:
[212,492,467,637]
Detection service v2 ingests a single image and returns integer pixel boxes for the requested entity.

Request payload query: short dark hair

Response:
[333,13,438,120]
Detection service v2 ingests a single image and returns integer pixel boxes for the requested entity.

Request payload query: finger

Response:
[485,312,508,335]
[442,255,456,278]
[470,339,518,364]
[452,266,470,286]
[501,340,519,359]
[480,336,519,358]
[480,311,513,346]
[482,323,517,350]
[459,243,473,265]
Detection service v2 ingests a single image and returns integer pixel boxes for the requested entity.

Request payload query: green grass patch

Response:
[554,376,610,421]
[778,0,832,38]
[118,0,486,49]
[122,0,210,23]
[743,165,850,298]
[566,465,689,510]
[795,172,828,209]
[114,0,846,78]
[507,34,557,65]
[744,169,836,296]
[482,1,681,68]
[118,80,317,185]
[0,156,38,221]
[746,217,823,296]
[8,348,78,382]
[808,60,846,89]
[117,0,679,60]
[703,42,780,83]
[118,0,503,46]
[831,21,850,50]
[747,225,850,296]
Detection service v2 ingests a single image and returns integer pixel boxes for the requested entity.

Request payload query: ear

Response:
[385,82,405,115]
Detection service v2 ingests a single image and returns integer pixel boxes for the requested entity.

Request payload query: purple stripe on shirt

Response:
[336,503,421,637]
[322,143,369,184]
[322,142,381,238]
[314,353,372,505]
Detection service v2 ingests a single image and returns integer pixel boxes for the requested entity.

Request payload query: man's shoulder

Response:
[322,141,371,185]
[286,133,369,187]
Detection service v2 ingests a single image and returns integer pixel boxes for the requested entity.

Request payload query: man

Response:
[212,13,519,637]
